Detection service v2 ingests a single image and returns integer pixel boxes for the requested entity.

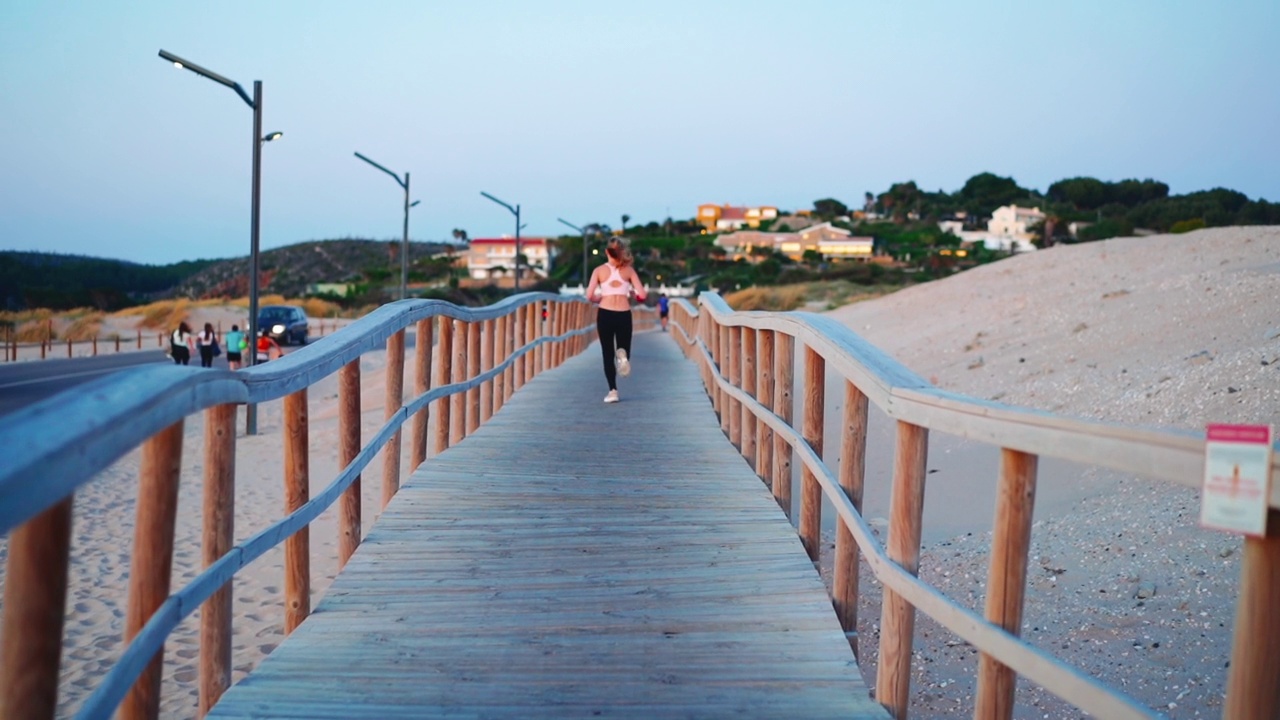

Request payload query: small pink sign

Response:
[1201,424,1274,536]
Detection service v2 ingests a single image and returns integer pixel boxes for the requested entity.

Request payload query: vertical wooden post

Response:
[727,326,741,449]
[800,346,825,561]
[709,318,721,418]
[434,316,453,454]
[1224,510,1280,719]
[876,420,929,718]
[199,404,236,717]
[495,314,508,409]
[0,499,73,720]
[382,329,405,507]
[122,421,184,720]
[835,381,870,659]
[338,360,362,567]
[525,305,537,383]
[772,332,795,517]
[137,328,142,349]
[450,320,467,445]
[282,390,311,634]
[756,329,774,483]
[66,337,71,358]
[411,318,433,470]
[116,335,121,354]
[718,323,730,434]
[740,327,757,471]
[480,318,495,423]
[513,306,527,392]
[976,448,1039,719]
[92,336,97,356]
[467,319,481,433]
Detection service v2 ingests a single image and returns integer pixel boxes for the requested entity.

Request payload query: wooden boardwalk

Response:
[209,329,887,719]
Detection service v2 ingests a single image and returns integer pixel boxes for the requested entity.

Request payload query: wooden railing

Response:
[668,293,1280,720]
[0,294,597,719]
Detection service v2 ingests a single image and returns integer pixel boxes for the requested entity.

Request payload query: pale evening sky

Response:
[1,0,1277,265]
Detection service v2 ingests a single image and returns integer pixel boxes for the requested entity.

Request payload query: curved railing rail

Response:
[0,294,602,720]
[668,293,1280,720]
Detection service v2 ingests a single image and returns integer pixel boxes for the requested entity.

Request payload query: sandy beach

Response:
[819,226,1279,717]
[1,225,1277,718]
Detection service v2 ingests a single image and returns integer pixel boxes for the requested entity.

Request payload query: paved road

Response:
[0,352,176,417]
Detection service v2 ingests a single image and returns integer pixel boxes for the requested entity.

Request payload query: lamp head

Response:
[262,131,283,142]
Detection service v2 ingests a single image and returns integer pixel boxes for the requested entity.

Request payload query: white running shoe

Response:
[603,390,620,403]
[615,348,631,377]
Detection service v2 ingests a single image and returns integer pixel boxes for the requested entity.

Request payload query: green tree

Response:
[813,198,848,219]
[956,172,1029,218]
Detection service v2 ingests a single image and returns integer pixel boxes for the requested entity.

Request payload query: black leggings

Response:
[596,308,632,390]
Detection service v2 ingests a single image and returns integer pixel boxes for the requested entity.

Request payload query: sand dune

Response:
[822,226,1279,717]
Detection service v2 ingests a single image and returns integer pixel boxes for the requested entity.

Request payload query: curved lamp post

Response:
[556,218,588,286]
[158,49,278,435]
[354,152,413,301]
[480,192,521,291]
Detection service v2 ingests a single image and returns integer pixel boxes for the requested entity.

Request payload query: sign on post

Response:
[1200,424,1274,536]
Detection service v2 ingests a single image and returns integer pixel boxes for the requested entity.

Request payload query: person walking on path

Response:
[256,328,282,363]
[196,322,218,368]
[658,293,670,332]
[170,322,194,366]
[586,237,647,403]
[224,324,245,370]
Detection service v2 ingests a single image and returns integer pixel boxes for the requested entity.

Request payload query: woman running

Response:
[586,237,647,403]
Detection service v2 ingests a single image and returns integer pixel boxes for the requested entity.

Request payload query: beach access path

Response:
[207,329,885,719]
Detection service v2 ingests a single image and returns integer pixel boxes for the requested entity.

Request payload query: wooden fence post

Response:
[513,306,526,392]
[382,329,405,507]
[434,315,453,454]
[525,305,537,384]
[800,346,825,561]
[199,404,236,717]
[1224,509,1280,719]
[450,320,467,445]
[876,420,929,719]
[480,318,494,423]
[976,448,1039,719]
[727,326,741,449]
[122,421,184,720]
[338,360,362,567]
[467,319,481,434]
[0,499,73,720]
[756,329,774,484]
[834,380,870,659]
[740,327,757,471]
[495,314,508,410]
[283,390,311,634]
[772,332,795,517]
[411,318,433,471]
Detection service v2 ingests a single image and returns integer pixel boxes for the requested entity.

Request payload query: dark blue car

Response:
[258,305,309,345]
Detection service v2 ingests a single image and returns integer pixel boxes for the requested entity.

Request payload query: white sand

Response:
[818,226,1280,717]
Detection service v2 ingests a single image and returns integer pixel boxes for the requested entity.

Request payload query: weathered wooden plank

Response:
[209,331,885,719]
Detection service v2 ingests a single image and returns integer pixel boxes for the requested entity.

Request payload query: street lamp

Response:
[354,152,413,301]
[158,49,275,435]
[480,192,522,291]
[556,218,588,287]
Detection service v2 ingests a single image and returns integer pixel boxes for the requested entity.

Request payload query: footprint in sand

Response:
[173,668,198,683]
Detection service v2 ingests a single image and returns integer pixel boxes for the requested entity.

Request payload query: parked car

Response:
[257,305,309,346]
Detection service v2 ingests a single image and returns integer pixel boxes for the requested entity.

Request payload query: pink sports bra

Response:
[598,264,631,297]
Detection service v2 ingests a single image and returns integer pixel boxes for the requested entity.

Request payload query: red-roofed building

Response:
[465,237,557,281]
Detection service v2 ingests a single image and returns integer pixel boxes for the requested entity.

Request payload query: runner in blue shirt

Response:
[658,293,670,332]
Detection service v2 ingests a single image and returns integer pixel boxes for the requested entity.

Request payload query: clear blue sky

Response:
[2,0,1277,265]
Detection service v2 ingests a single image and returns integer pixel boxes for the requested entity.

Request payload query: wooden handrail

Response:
[670,293,1280,719]
[0,294,595,719]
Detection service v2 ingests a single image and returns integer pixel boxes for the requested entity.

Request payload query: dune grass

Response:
[723,281,901,312]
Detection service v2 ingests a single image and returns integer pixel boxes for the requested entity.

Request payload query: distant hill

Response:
[0,251,219,311]
[0,239,451,311]
[173,239,452,300]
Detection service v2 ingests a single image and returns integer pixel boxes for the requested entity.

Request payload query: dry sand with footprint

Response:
[1,225,1277,717]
